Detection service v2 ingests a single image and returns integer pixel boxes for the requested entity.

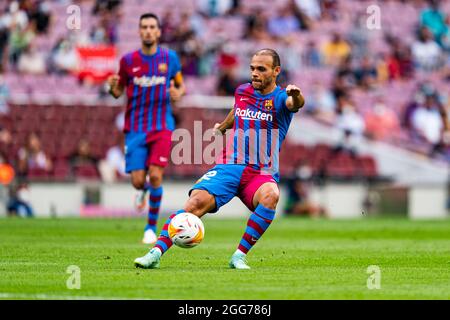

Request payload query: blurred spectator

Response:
[172,12,203,76]
[93,0,122,15]
[353,56,378,90]
[294,0,321,20]
[1,1,28,31]
[0,26,8,73]
[0,126,12,165]
[227,0,243,16]
[305,81,336,122]
[0,126,11,146]
[289,0,313,31]
[420,0,449,45]
[386,49,402,80]
[321,32,351,67]
[334,96,365,155]
[0,74,9,114]
[8,23,35,69]
[443,54,450,81]
[386,37,415,79]
[335,97,365,136]
[374,53,389,84]
[411,26,443,71]
[98,134,126,183]
[50,39,78,75]
[17,132,52,178]
[268,5,300,40]
[217,67,238,96]
[28,0,52,34]
[364,96,400,140]
[347,14,370,60]
[332,57,355,99]
[7,183,33,217]
[411,92,445,150]
[17,43,46,74]
[244,9,271,42]
[160,10,178,45]
[216,42,239,95]
[284,164,327,218]
[303,40,321,67]
[179,30,203,76]
[320,0,339,21]
[402,83,430,130]
[197,0,233,17]
[69,139,99,174]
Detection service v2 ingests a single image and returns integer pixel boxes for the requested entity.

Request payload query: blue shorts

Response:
[190,164,277,213]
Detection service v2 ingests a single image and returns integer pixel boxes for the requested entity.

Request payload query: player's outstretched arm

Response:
[107,74,125,99]
[213,108,235,135]
[286,84,305,113]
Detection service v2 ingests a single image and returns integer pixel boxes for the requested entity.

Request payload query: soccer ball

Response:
[168,212,205,248]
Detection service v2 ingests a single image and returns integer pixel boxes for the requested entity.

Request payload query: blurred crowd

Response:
[0,0,121,75]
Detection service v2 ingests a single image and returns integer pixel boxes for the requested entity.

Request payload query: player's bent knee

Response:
[184,192,214,216]
[149,174,162,187]
[131,177,146,190]
[259,189,279,209]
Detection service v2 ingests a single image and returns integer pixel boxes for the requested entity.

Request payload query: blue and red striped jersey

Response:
[118,46,181,133]
[219,83,294,181]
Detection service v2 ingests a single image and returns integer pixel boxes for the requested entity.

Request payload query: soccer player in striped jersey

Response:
[134,48,304,269]
[108,13,185,244]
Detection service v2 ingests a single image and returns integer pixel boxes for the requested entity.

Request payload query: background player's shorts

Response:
[189,164,277,213]
[125,130,172,173]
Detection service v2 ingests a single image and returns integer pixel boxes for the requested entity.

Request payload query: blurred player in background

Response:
[134,48,305,269]
[108,13,185,244]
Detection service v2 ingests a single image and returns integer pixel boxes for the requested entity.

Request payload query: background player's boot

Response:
[134,248,161,269]
[229,251,251,269]
[134,190,147,212]
[142,229,157,244]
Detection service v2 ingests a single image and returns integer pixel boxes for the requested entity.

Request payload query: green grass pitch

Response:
[0,216,449,300]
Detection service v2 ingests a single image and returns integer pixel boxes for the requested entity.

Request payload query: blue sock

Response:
[238,204,275,254]
[154,209,184,255]
[145,185,163,233]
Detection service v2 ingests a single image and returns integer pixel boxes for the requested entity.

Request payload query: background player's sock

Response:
[238,204,276,254]
[154,209,184,255]
[145,185,163,233]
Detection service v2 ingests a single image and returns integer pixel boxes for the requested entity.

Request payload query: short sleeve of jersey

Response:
[276,89,290,113]
[118,56,129,87]
[168,49,182,79]
[234,84,246,101]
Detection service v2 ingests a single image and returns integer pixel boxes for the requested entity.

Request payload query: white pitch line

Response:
[0,293,155,300]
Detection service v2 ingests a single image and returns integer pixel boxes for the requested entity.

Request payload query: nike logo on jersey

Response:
[159,156,168,162]
[240,97,249,101]
[132,67,141,72]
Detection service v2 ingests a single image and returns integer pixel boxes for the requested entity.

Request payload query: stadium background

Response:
[0,0,449,301]
[1,0,450,218]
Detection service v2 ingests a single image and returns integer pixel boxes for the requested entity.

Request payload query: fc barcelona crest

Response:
[158,63,168,73]
[264,99,273,111]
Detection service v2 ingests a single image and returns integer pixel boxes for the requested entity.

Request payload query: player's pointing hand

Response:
[286,84,301,97]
